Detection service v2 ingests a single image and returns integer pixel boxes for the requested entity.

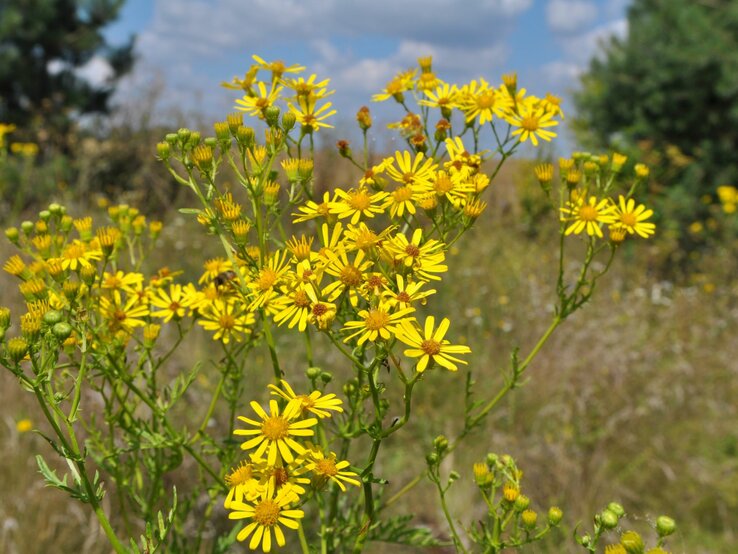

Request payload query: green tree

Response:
[573,0,738,235]
[0,0,134,146]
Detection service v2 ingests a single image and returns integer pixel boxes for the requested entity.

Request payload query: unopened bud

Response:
[607,502,625,518]
[521,509,537,529]
[655,515,676,537]
[336,140,351,158]
[620,531,644,554]
[6,337,29,363]
[265,105,280,127]
[433,435,448,452]
[52,322,72,341]
[213,121,231,141]
[282,112,297,132]
[42,310,63,326]
[237,126,255,148]
[177,128,191,142]
[514,495,530,512]
[600,509,619,530]
[548,506,563,526]
[156,141,171,159]
[5,227,19,244]
[306,366,322,380]
[356,106,372,130]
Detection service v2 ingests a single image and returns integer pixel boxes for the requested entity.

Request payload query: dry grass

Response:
[1,161,737,553]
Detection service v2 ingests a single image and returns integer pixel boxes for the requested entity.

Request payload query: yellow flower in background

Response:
[0,122,16,146]
[150,283,188,322]
[419,83,460,112]
[387,229,448,281]
[287,96,336,132]
[268,380,344,419]
[717,185,737,213]
[383,275,436,309]
[385,150,438,191]
[58,240,102,271]
[99,291,150,334]
[611,196,656,238]
[248,251,290,310]
[560,196,617,238]
[282,74,333,99]
[459,79,513,124]
[199,257,233,285]
[372,69,416,102]
[395,316,471,372]
[16,418,33,433]
[234,399,317,466]
[228,479,304,552]
[101,271,144,294]
[235,81,283,119]
[251,54,305,81]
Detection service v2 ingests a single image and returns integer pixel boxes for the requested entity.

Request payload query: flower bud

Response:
[213,121,230,141]
[192,145,214,170]
[42,310,63,326]
[336,140,352,158]
[611,152,628,172]
[356,106,372,130]
[265,105,280,127]
[227,112,243,134]
[485,453,498,467]
[655,515,676,537]
[60,215,73,232]
[620,531,644,554]
[263,181,280,205]
[502,483,520,502]
[177,128,191,142]
[282,112,297,132]
[80,265,97,286]
[521,509,537,529]
[434,118,450,142]
[188,131,201,147]
[204,137,217,149]
[156,141,171,159]
[5,227,19,244]
[38,210,51,222]
[634,163,650,178]
[52,322,73,341]
[514,494,530,512]
[448,471,460,483]
[548,506,563,526]
[236,126,255,148]
[600,509,619,530]
[6,337,29,363]
[320,371,333,384]
[607,502,625,518]
[305,366,323,381]
[426,452,439,466]
[165,133,178,145]
[143,323,160,347]
[433,435,448,452]
[21,221,34,236]
[48,203,62,216]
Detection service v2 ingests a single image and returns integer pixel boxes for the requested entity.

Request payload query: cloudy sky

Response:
[100,0,630,147]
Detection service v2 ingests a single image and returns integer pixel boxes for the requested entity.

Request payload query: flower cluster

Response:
[226,380,358,551]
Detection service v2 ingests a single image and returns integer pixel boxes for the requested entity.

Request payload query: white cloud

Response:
[546,0,598,34]
[77,56,115,87]
[559,18,627,64]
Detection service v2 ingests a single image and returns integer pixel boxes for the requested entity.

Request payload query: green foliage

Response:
[573,0,738,242]
[0,0,134,145]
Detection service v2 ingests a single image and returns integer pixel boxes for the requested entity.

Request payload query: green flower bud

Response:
[204,137,217,148]
[188,131,201,147]
[433,435,449,452]
[425,452,438,466]
[42,310,63,326]
[177,128,191,142]
[165,133,178,145]
[448,470,460,482]
[265,105,280,127]
[0,307,10,329]
[282,112,297,131]
[655,515,676,537]
[52,322,73,341]
[21,221,34,235]
[6,337,29,363]
[237,126,255,148]
[38,210,51,222]
[306,366,322,379]
[548,506,563,526]
[485,453,499,467]
[514,495,530,512]
[608,502,626,518]
[4,227,19,244]
[213,121,231,141]
[521,509,538,529]
[600,509,619,530]
[48,203,62,216]
[319,371,332,384]
[156,141,171,159]
[620,531,644,554]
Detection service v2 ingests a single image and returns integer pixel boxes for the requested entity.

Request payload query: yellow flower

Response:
[611,196,656,238]
[16,418,33,433]
[395,316,471,373]
[252,54,305,80]
[418,83,460,113]
[58,240,102,271]
[372,70,416,102]
[322,248,372,306]
[386,229,448,282]
[287,97,336,132]
[248,251,290,310]
[101,271,144,294]
[385,151,438,192]
[304,444,360,492]
[228,479,304,552]
[197,299,255,344]
[342,302,415,345]
[99,291,150,334]
[459,79,513,124]
[272,283,316,332]
[199,257,233,285]
[292,191,341,224]
[560,196,617,238]
[150,283,188,322]
[235,81,283,119]
[383,275,436,309]
[268,380,343,419]
[333,187,388,224]
[224,461,262,508]
[509,103,558,146]
[282,74,333,99]
[234,399,317,466]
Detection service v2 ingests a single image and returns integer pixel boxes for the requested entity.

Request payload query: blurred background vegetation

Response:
[1,0,737,552]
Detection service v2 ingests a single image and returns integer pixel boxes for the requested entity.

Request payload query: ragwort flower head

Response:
[234,399,317,466]
[268,380,343,419]
[611,195,656,238]
[560,196,617,238]
[396,316,471,373]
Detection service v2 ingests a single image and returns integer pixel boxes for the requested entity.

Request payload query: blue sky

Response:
[97,0,630,148]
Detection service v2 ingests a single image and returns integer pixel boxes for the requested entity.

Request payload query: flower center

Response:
[364,308,390,331]
[434,174,454,194]
[477,92,495,109]
[219,313,236,330]
[340,265,363,287]
[349,190,372,211]
[261,415,290,441]
[521,116,539,132]
[312,303,328,316]
[257,269,278,290]
[366,275,384,289]
[578,205,599,222]
[169,301,181,312]
[253,499,281,526]
[64,243,85,260]
[272,467,289,488]
[294,290,311,308]
[421,339,441,356]
[315,458,338,477]
[393,185,414,202]
[620,212,637,227]
[405,244,421,258]
[396,291,411,303]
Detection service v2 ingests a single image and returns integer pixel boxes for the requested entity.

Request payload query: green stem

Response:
[297,521,311,554]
